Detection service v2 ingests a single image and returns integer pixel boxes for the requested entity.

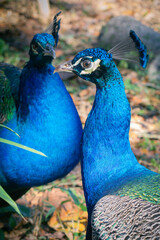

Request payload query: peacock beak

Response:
[43,44,56,59]
[55,60,73,72]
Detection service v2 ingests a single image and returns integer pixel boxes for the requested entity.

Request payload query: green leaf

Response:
[79,204,87,212]
[0,138,47,157]
[18,205,31,217]
[0,186,24,218]
[0,124,20,137]
[45,206,56,221]
[67,189,81,206]
[58,187,81,206]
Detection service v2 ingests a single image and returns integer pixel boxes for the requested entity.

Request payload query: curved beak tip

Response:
[44,45,56,59]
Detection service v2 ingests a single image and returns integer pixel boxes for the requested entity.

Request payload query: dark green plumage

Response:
[116,173,160,205]
[0,63,21,123]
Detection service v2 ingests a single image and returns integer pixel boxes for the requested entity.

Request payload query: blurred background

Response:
[0,0,160,239]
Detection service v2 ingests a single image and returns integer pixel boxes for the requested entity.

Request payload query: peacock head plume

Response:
[57,30,149,86]
[29,11,61,65]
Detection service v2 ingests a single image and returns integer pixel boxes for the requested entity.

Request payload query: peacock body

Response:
[58,30,160,239]
[0,13,82,203]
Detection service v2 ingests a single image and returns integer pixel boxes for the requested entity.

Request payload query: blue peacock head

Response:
[29,11,61,65]
[57,30,149,86]
[57,48,114,85]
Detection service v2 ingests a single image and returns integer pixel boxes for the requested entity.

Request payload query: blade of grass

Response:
[0,138,47,157]
[67,189,81,206]
[0,124,20,137]
[0,186,24,219]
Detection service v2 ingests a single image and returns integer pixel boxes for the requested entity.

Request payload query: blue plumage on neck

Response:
[81,64,148,213]
[17,62,55,122]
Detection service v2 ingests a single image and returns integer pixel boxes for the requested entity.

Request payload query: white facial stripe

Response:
[32,49,38,54]
[72,58,82,67]
[72,56,93,67]
[32,42,43,54]
[81,59,101,75]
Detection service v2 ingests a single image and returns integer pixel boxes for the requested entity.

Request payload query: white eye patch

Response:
[72,58,82,67]
[81,59,101,75]
[72,56,93,67]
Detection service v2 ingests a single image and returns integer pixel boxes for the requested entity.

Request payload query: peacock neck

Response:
[17,61,55,122]
[82,66,145,214]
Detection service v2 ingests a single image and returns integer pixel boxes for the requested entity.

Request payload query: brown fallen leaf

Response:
[48,201,87,234]
[140,148,150,155]
[70,93,81,106]
[122,9,134,16]
[131,95,143,105]
[131,77,139,84]
[79,89,89,97]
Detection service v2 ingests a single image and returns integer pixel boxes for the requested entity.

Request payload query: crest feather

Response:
[45,11,61,47]
[108,30,149,68]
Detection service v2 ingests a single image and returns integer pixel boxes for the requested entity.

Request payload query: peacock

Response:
[57,30,160,239]
[0,12,82,205]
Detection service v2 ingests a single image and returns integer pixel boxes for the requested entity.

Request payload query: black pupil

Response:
[82,60,91,68]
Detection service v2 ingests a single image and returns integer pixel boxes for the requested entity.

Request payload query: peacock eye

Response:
[81,59,93,69]
[32,42,39,50]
